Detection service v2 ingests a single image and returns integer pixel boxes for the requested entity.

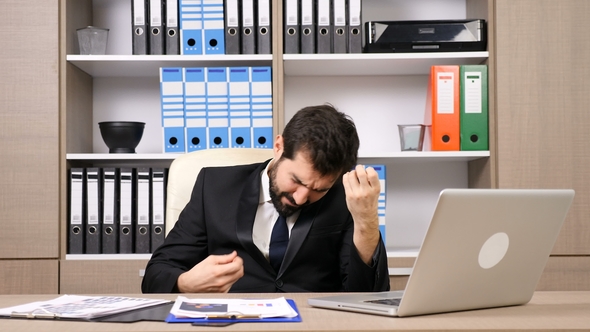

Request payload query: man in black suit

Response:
[142,104,390,293]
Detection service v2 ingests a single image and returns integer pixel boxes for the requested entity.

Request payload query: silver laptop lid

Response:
[397,188,574,317]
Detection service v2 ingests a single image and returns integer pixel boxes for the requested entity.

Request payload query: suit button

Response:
[275,279,284,288]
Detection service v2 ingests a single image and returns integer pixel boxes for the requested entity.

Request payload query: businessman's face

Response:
[268,151,336,217]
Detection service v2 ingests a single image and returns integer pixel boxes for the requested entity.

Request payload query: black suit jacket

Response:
[142,160,390,293]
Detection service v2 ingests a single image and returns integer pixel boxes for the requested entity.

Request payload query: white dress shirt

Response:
[252,159,300,260]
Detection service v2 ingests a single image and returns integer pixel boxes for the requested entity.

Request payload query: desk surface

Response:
[0,292,589,331]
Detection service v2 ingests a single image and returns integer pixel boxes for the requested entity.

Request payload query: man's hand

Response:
[177,251,244,293]
[342,165,382,265]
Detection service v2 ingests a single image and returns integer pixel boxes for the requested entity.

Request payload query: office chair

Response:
[165,148,274,235]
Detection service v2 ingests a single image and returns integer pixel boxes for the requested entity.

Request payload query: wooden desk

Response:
[0,292,589,331]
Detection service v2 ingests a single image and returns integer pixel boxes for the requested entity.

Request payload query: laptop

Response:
[308,188,575,317]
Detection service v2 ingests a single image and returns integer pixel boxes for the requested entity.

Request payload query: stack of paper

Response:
[0,295,169,320]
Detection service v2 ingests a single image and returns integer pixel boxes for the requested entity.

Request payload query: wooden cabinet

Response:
[0,0,59,294]
[493,0,590,290]
[0,261,58,294]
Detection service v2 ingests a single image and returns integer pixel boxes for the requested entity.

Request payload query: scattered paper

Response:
[0,295,169,320]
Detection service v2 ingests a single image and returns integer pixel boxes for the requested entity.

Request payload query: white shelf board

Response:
[65,254,151,260]
[67,54,273,77]
[67,153,179,161]
[66,153,179,167]
[389,267,413,276]
[67,151,489,163]
[387,249,420,258]
[358,150,489,162]
[283,51,489,76]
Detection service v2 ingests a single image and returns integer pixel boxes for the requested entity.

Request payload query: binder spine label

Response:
[166,0,179,27]
[226,0,238,27]
[133,0,146,25]
[349,0,361,26]
[103,171,115,225]
[242,0,254,27]
[137,172,150,226]
[285,0,298,25]
[436,72,456,114]
[258,0,270,26]
[464,72,483,114]
[301,0,313,25]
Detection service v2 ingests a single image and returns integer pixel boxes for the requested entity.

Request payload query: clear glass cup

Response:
[77,26,109,55]
[398,124,426,151]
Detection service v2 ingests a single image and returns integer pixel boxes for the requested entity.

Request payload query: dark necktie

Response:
[269,214,289,272]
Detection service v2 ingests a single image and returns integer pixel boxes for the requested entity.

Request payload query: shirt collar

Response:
[259,159,273,204]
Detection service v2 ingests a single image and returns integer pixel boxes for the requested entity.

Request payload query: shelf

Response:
[67,153,179,161]
[283,51,489,76]
[66,153,178,167]
[66,54,274,77]
[358,150,489,162]
[67,52,488,77]
[65,254,151,260]
[389,267,413,276]
[387,249,420,258]
[67,151,489,164]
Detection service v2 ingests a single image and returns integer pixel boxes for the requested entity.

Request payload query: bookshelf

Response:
[59,0,492,292]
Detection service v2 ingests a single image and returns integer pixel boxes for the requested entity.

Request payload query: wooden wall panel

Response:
[388,257,414,290]
[0,1,59,258]
[0,260,58,294]
[389,276,410,291]
[537,256,590,291]
[494,0,590,255]
[60,260,148,294]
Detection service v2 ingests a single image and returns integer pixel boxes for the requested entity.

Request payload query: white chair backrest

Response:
[165,148,274,235]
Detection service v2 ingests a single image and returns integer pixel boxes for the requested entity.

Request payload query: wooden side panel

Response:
[0,260,59,294]
[537,256,590,291]
[495,0,590,255]
[0,0,59,259]
[60,260,148,294]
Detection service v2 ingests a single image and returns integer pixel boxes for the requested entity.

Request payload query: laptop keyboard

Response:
[364,298,401,306]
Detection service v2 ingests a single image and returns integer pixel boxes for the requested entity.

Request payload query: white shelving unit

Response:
[65,0,490,259]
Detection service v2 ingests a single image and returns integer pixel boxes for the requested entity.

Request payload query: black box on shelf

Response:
[364,19,486,53]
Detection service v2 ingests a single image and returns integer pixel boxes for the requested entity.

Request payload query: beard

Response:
[268,159,308,217]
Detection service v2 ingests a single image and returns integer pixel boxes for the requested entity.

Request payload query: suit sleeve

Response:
[344,234,390,292]
[340,220,390,292]
[141,169,210,293]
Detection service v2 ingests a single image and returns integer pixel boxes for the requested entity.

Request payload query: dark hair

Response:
[281,104,359,177]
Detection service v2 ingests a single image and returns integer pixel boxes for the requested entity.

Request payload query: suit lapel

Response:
[236,160,274,272]
[278,199,322,276]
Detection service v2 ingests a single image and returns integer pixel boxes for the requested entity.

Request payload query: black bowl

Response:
[98,121,145,153]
